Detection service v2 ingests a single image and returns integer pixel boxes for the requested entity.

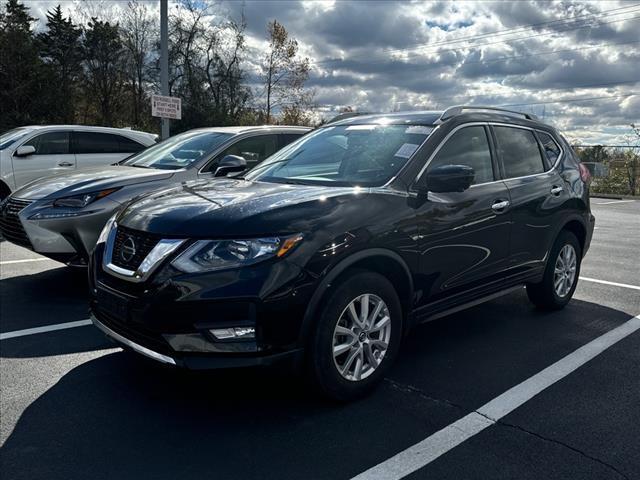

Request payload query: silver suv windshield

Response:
[244,124,433,187]
[121,131,233,170]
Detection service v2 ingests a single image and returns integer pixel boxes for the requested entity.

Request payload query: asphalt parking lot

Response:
[1,199,639,480]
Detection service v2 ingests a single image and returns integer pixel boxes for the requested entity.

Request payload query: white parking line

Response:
[0,258,51,266]
[352,314,640,480]
[0,319,93,341]
[593,200,635,205]
[579,276,640,291]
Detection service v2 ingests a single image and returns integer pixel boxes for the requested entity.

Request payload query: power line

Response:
[501,93,636,108]
[347,3,640,59]
[311,10,640,68]
[312,5,640,66]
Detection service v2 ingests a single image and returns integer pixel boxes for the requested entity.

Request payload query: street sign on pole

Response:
[151,94,182,120]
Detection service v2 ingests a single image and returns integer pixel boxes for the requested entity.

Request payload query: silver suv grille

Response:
[0,198,33,248]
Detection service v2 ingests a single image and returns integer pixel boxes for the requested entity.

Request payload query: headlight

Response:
[53,188,120,208]
[96,213,117,245]
[171,234,303,273]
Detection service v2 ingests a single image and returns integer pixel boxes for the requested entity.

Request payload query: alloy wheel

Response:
[554,244,577,297]
[332,293,392,382]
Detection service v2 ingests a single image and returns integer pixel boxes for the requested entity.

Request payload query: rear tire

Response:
[526,230,581,310]
[308,270,403,402]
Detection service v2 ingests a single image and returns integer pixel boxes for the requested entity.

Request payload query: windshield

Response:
[244,124,433,186]
[121,131,234,170]
[0,128,31,150]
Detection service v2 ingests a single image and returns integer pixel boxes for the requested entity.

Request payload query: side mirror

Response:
[422,164,475,194]
[15,145,36,157]
[214,155,247,177]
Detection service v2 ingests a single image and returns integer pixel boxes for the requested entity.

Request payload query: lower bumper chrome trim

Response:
[91,314,176,365]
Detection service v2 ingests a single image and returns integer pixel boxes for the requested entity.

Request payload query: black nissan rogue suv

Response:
[89,106,595,400]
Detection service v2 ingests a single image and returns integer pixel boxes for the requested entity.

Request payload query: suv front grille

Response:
[110,225,161,272]
[0,198,33,248]
[94,308,173,356]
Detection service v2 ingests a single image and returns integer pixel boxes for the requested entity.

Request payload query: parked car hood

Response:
[13,166,176,201]
[117,178,390,238]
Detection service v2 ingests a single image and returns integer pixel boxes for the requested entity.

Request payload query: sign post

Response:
[160,0,170,139]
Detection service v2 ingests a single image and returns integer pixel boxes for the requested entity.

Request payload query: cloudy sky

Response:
[24,0,640,144]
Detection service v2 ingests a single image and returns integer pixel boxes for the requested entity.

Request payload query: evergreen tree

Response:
[38,5,82,123]
[0,0,45,130]
[82,18,125,126]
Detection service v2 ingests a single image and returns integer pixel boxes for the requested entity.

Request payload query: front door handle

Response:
[491,199,510,213]
[58,162,74,167]
[550,186,563,196]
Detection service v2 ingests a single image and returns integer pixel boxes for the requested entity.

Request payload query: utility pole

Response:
[160,0,169,140]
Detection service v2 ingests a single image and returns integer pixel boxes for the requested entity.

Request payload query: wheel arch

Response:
[560,217,587,253]
[298,248,414,347]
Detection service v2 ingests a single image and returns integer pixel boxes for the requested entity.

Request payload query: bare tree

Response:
[121,0,155,129]
[203,13,251,124]
[261,20,311,124]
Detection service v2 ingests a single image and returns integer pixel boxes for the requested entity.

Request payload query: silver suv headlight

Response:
[29,189,121,220]
[171,234,303,273]
[53,188,120,208]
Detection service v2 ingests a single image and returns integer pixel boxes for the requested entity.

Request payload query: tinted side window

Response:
[427,126,494,185]
[536,131,561,168]
[215,135,280,169]
[494,126,545,178]
[74,132,137,154]
[24,132,69,155]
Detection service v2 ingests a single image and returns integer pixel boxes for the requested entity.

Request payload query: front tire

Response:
[308,270,403,402]
[527,230,582,310]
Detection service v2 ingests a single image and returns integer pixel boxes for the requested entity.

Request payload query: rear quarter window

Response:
[74,132,145,154]
[536,131,562,169]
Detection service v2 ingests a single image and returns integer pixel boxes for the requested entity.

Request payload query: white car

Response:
[0,125,157,200]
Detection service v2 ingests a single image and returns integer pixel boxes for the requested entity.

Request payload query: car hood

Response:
[13,166,176,201]
[117,179,382,238]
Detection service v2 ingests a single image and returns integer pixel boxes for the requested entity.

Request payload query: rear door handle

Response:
[491,200,510,213]
[550,186,563,196]
[58,162,74,167]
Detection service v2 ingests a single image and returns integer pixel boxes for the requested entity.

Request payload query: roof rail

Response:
[438,105,539,122]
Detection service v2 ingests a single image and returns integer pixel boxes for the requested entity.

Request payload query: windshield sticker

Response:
[405,126,433,135]
[394,143,420,158]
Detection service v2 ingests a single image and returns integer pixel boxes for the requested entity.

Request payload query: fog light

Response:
[210,327,255,340]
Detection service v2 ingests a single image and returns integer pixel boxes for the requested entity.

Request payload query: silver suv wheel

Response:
[332,293,392,382]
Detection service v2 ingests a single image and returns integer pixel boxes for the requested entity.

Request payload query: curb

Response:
[591,194,638,200]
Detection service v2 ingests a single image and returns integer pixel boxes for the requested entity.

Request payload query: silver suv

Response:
[0,125,157,199]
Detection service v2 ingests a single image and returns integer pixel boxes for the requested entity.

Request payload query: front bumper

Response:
[89,241,316,370]
[91,311,302,370]
[16,199,120,262]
